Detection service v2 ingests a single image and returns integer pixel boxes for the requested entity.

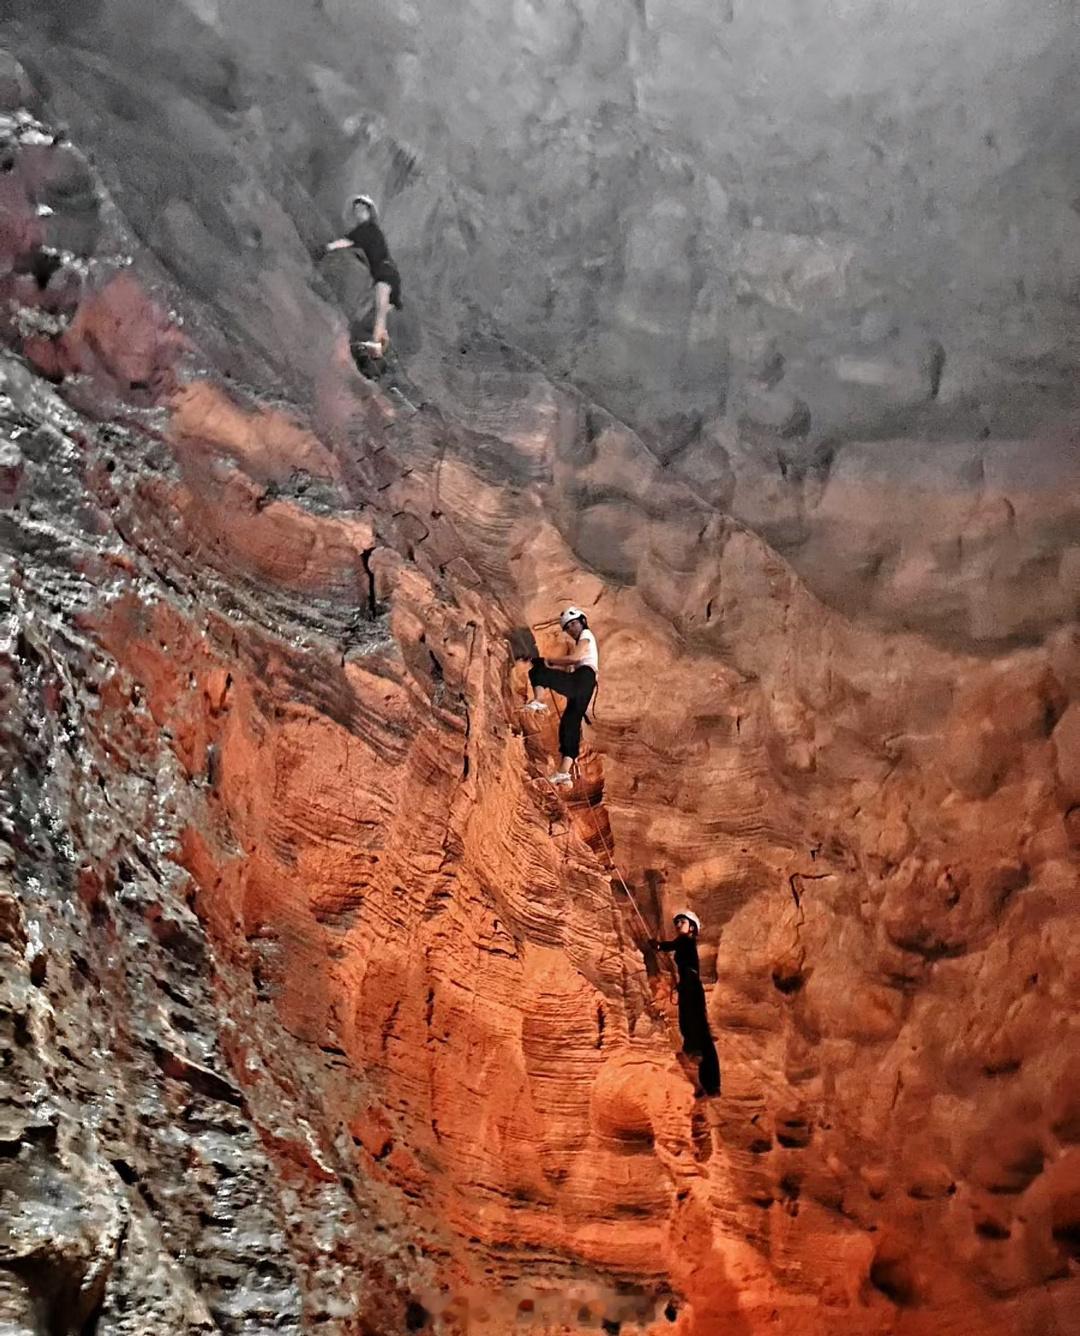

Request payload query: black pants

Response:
[528,661,596,761]
[676,973,710,1057]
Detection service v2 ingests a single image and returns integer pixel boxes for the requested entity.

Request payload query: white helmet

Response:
[673,909,701,933]
[351,193,377,218]
[559,606,586,630]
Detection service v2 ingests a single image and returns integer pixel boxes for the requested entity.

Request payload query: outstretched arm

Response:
[654,939,676,952]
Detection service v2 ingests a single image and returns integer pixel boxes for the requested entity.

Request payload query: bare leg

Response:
[558,755,574,773]
[372,281,392,347]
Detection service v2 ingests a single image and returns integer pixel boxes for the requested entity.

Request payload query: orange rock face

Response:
[1,55,1078,1336]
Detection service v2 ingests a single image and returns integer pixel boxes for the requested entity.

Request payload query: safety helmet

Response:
[559,606,586,630]
[351,193,377,218]
[673,909,701,933]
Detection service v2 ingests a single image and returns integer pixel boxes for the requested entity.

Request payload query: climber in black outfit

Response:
[652,909,721,1096]
[523,606,598,786]
[320,194,403,358]
[655,910,711,1058]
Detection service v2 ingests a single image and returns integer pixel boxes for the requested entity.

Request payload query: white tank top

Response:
[576,628,599,673]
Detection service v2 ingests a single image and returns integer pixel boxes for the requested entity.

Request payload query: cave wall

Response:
[0,12,1078,1336]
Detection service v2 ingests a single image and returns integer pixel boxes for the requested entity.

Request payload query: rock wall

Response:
[6,0,1078,649]
[11,0,1080,439]
[0,26,1078,1336]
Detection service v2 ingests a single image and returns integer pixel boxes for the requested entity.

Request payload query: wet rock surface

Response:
[0,31,1077,1336]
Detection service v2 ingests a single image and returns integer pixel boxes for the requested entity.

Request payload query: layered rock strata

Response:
[0,42,1078,1336]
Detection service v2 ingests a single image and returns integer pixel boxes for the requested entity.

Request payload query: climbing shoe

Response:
[547,771,572,785]
[524,699,548,713]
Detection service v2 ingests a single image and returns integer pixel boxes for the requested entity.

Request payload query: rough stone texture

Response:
[9,0,1080,443]
[4,0,1079,651]
[0,27,1077,1336]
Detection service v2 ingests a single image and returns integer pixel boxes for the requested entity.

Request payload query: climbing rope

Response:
[541,687,659,948]
[524,668,702,1067]
[590,803,655,941]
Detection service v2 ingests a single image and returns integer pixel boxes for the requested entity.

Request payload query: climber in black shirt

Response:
[655,910,710,1059]
[320,194,403,358]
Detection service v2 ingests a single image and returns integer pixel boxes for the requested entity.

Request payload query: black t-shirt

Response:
[657,934,700,980]
[347,219,392,274]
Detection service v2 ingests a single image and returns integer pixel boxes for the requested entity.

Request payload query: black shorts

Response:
[372,260,403,310]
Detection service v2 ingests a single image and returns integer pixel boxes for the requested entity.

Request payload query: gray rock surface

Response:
[5,0,1080,438]
[3,0,1077,654]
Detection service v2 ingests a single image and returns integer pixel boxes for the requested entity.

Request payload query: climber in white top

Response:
[524,607,599,785]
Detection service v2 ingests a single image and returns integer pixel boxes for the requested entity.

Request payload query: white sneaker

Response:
[524,699,547,713]
[547,771,572,786]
